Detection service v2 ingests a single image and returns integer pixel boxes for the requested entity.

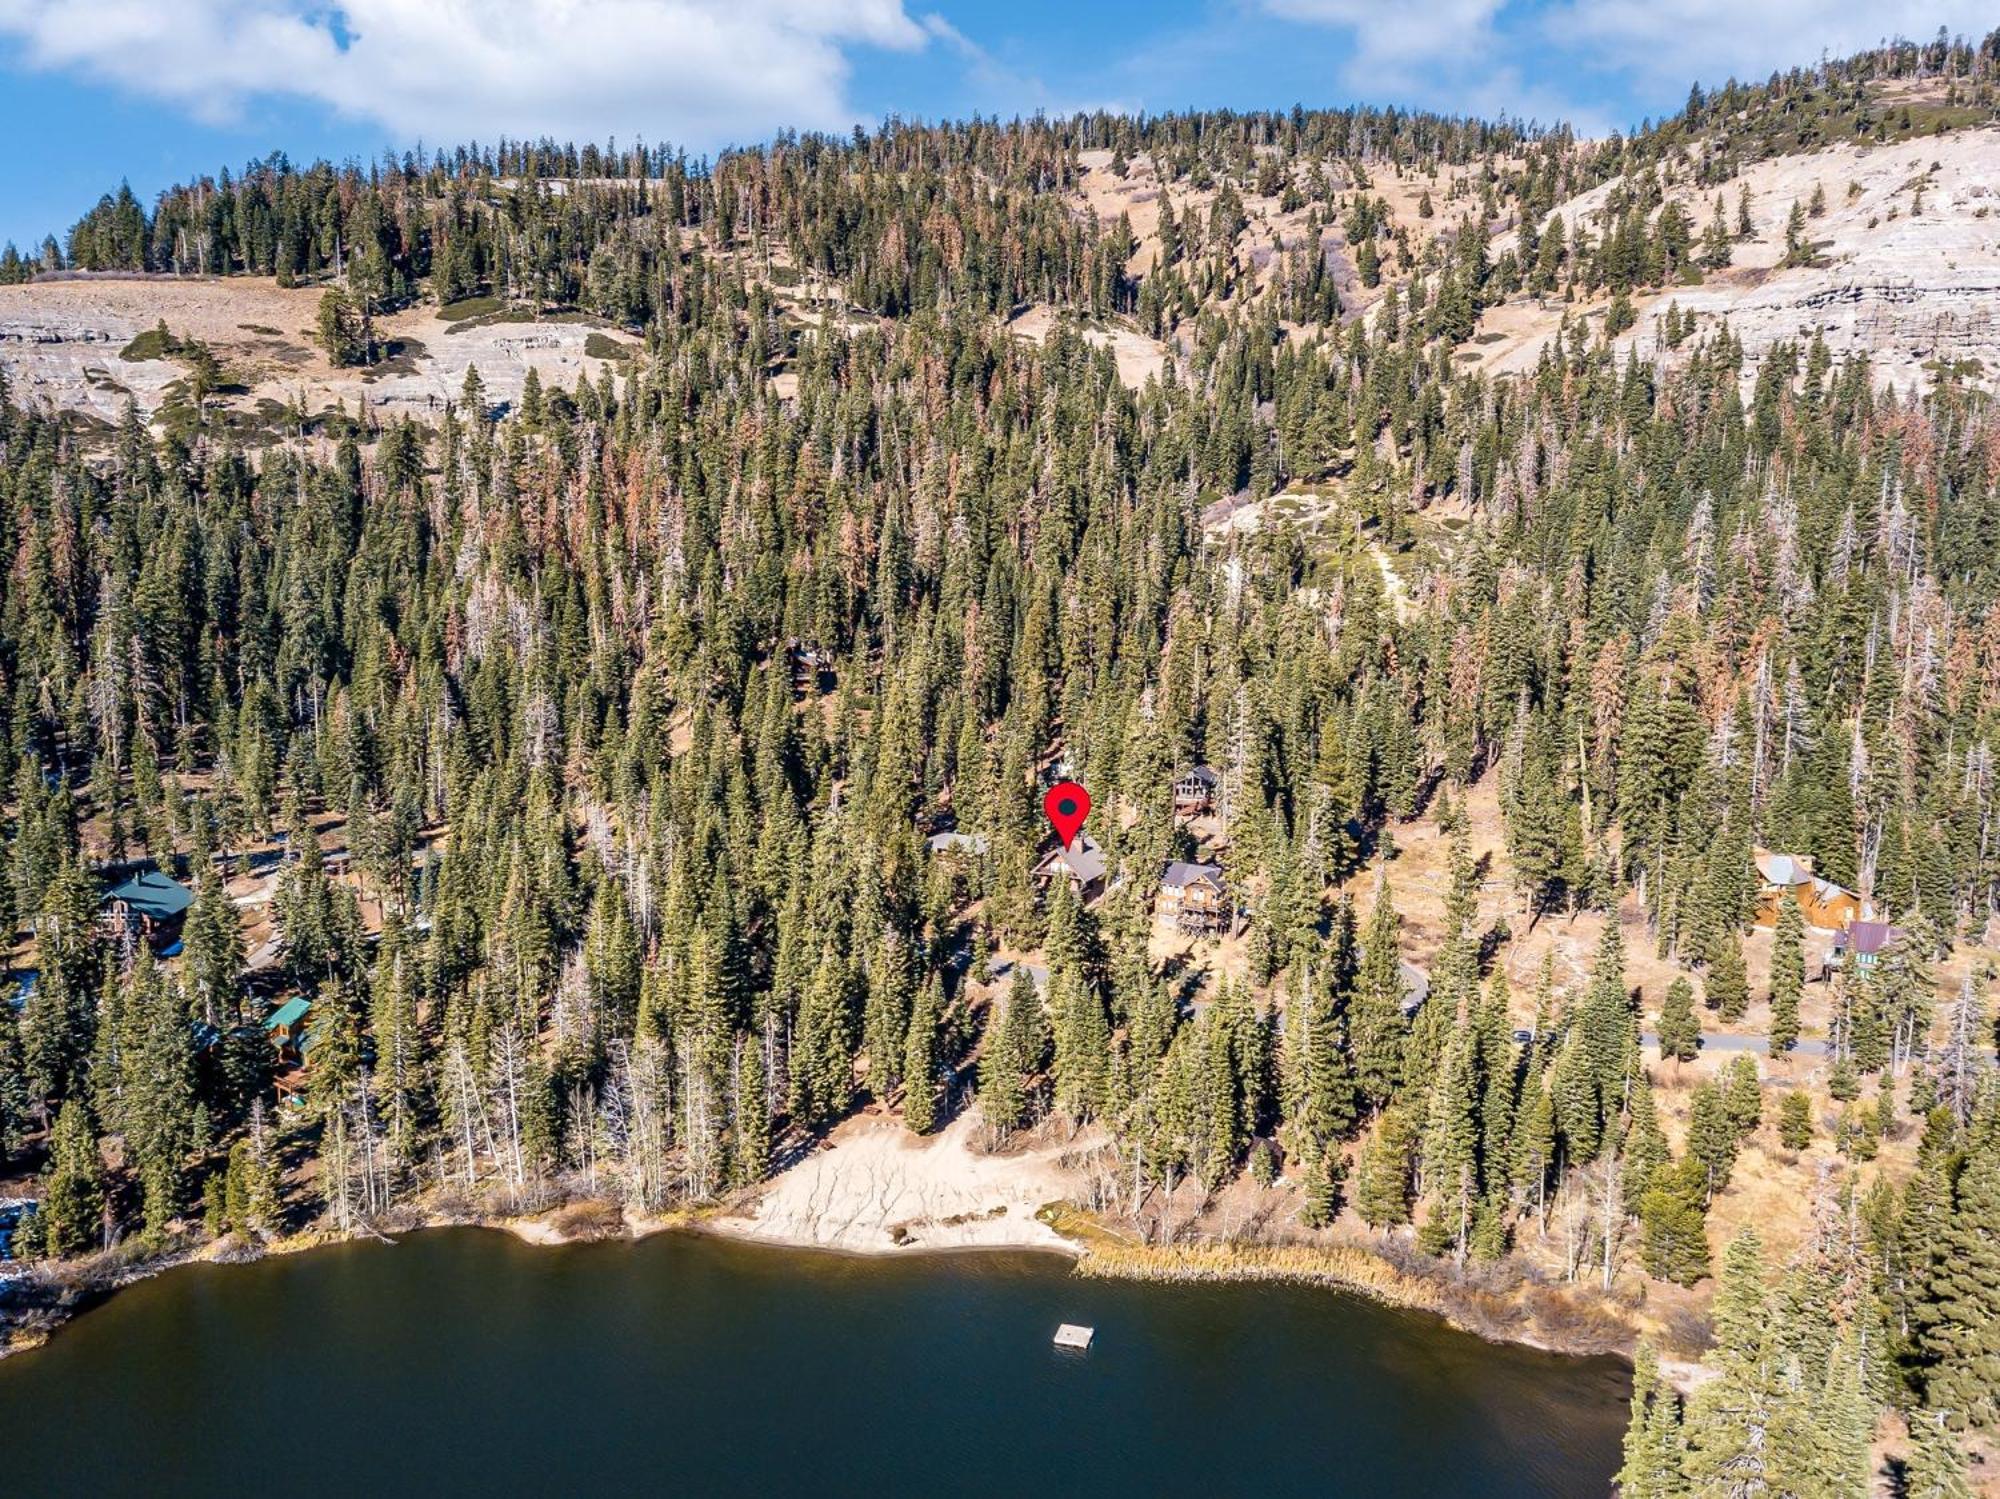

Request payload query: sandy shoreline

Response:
[1,1109,1627,1368]
[701,1110,1082,1256]
[0,1110,1086,1361]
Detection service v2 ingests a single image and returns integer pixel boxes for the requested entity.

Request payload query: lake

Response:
[0,1229,1629,1496]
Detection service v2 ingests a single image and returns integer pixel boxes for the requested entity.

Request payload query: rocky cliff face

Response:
[1480,128,2000,394]
[0,277,639,434]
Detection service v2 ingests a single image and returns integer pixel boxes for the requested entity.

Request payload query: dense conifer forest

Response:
[3,26,2000,1495]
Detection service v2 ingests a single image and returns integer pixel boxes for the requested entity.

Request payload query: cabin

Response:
[1827,921,1904,979]
[1172,765,1220,819]
[1752,849,1867,931]
[1156,860,1231,935]
[1033,835,1107,901]
[786,639,830,693]
[99,864,194,949]
[926,831,990,859]
[263,995,313,1065]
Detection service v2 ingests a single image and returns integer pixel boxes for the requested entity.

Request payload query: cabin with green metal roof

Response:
[263,995,312,1064]
[99,864,194,947]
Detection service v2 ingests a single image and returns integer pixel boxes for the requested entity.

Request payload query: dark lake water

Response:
[0,1229,1629,1497]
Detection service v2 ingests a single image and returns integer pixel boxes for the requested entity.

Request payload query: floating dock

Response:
[1052,1323,1094,1350]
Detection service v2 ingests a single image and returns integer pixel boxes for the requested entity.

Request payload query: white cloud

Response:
[1260,0,1506,71]
[0,0,928,147]
[1257,0,1999,133]
[1261,1,2000,114]
[1541,0,1999,92]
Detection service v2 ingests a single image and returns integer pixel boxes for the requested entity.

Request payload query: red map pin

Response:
[1042,780,1091,850]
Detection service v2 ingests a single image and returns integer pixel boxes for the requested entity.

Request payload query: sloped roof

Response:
[102,867,193,922]
[927,831,989,855]
[1755,850,1811,887]
[1176,765,1220,788]
[1836,921,1902,957]
[1037,835,1106,884]
[264,996,311,1030]
[1161,860,1224,890]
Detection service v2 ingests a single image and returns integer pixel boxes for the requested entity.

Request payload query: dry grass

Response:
[1075,1237,1451,1314]
[1072,1231,1636,1356]
[548,1198,626,1242]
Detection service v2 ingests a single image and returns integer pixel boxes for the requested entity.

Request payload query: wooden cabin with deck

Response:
[1156,860,1231,935]
[99,864,194,951]
[263,995,313,1066]
[1752,849,1868,932]
[1172,765,1220,820]
[787,640,831,694]
[1033,836,1107,902]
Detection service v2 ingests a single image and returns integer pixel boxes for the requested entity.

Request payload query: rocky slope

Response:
[1478,127,2000,393]
[0,276,638,436]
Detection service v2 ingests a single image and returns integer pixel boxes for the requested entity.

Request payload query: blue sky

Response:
[0,1,1991,252]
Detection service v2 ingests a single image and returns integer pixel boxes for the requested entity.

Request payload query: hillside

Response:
[1479,123,2000,391]
[4,28,2000,1497]
[0,277,638,437]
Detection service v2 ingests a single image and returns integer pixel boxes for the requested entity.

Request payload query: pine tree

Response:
[902,975,943,1135]
[0,1014,27,1167]
[1640,1158,1711,1286]
[1050,968,1111,1124]
[1782,200,1811,266]
[1283,962,1356,1159]
[1777,1090,1813,1151]
[1705,930,1749,1022]
[23,859,101,1106]
[979,971,1038,1136]
[183,861,246,1026]
[222,1140,254,1236]
[1698,195,1732,271]
[1356,1104,1415,1231]
[1921,1134,2000,1429]
[1351,871,1408,1109]
[122,961,196,1240]
[1617,1342,1689,1498]
[731,1033,770,1185]
[1298,1145,1345,1230]
[1685,1231,1788,1494]
[316,286,375,366]
[38,1099,106,1258]
[1656,976,1701,1062]
[1933,977,1986,1127]
[1768,897,1803,1051]
[1418,1022,1480,1263]
[791,949,855,1133]
[862,930,914,1101]
[1722,1054,1762,1135]
[1687,1079,1738,1200]
[1903,1408,1975,1498]
[1511,1059,1557,1225]
[1193,1010,1243,1188]
[1622,1074,1670,1211]
[1709,1227,1768,1361]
